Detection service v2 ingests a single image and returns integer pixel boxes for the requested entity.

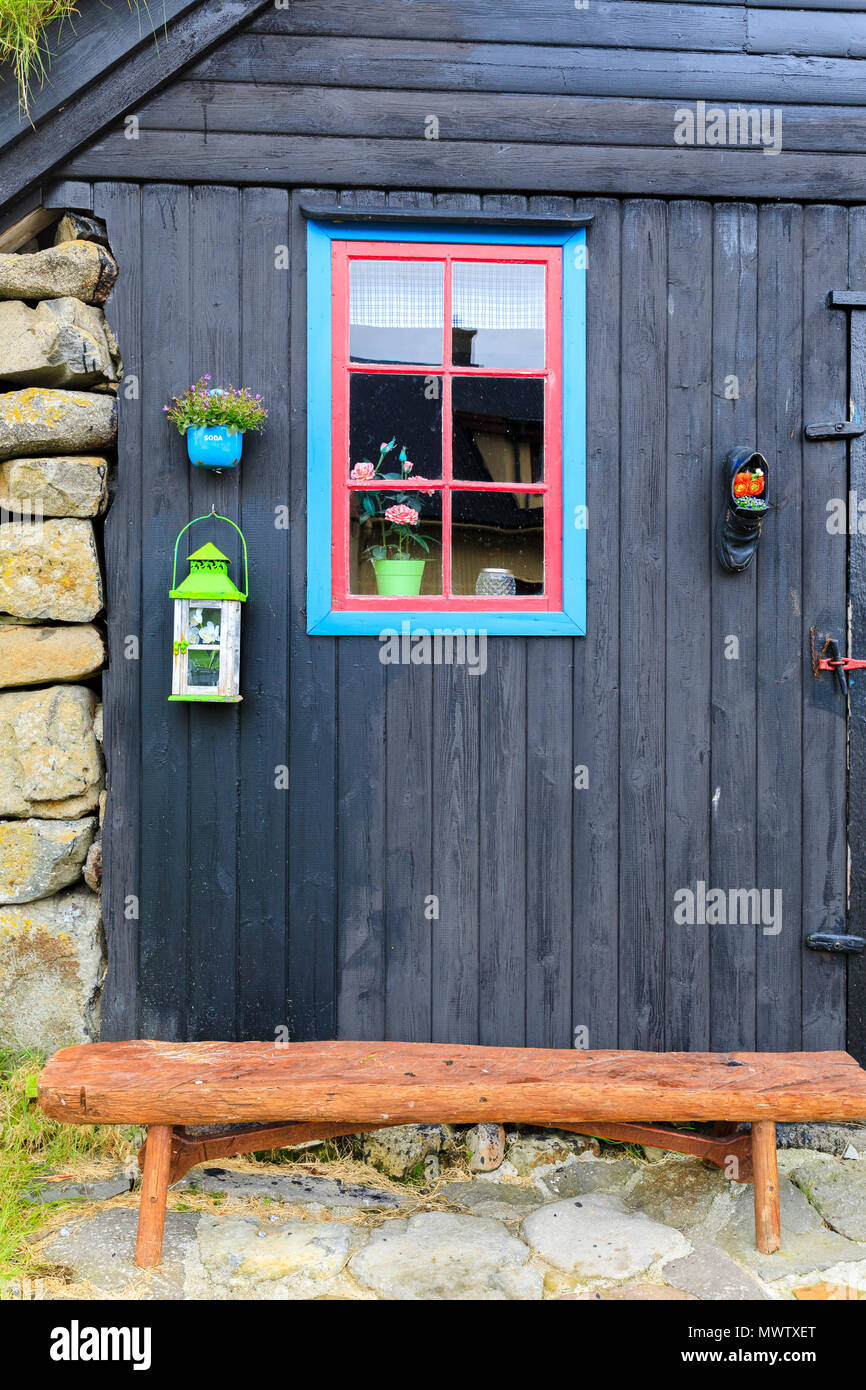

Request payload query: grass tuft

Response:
[0,1,162,119]
[0,1,79,117]
[0,1045,137,1296]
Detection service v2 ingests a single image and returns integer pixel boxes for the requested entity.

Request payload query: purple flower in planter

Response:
[163,375,268,435]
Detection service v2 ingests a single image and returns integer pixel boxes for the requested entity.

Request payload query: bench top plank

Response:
[38,1041,866,1125]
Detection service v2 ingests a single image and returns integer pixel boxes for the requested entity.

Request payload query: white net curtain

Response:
[452,262,545,332]
[349,258,545,331]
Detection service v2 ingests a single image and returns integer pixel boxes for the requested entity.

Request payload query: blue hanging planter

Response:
[186,425,244,469]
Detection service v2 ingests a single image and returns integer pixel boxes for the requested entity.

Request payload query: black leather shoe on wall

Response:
[714,447,770,573]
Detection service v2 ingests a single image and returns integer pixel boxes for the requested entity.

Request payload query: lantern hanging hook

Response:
[171,510,249,598]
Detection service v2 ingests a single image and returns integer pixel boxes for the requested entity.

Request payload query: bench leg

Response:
[751,1120,781,1255]
[135,1124,173,1269]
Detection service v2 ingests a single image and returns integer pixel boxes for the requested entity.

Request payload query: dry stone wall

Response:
[0,215,119,1052]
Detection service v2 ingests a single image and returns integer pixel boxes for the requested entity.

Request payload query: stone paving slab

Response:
[177,1166,410,1211]
[443,1179,544,1222]
[184,1214,368,1301]
[570,1282,699,1300]
[535,1155,639,1199]
[714,1177,866,1283]
[348,1211,544,1300]
[621,1158,727,1232]
[43,1210,197,1298]
[24,1168,131,1205]
[783,1152,866,1241]
[522,1194,691,1281]
[662,1241,767,1301]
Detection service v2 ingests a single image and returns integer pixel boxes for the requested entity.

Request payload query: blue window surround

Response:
[306,219,586,636]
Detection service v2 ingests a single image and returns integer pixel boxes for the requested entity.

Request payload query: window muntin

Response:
[332,240,562,612]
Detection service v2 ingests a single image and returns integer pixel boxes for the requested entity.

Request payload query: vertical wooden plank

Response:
[383,189,435,1042]
[384,645,434,1042]
[710,202,759,1051]
[571,197,620,1052]
[93,181,141,1041]
[336,634,387,1040]
[237,186,291,1040]
[525,635,573,1046]
[431,658,481,1043]
[335,188,387,1042]
[664,200,713,1050]
[187,184,242,1039]
[618,199,667,1050]
[846,209,866,1065]
[431,189,482,1046]
[524,192,575,1049]
[801,204,848,1050]
[478,636,526,1046]
[137,183,191,1040]
[476,194,529,1048]
[289,188,338,1039]
[756,202,803,1051]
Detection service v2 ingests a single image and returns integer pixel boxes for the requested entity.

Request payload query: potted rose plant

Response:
[163,375,268,469]
[353,438,439,596]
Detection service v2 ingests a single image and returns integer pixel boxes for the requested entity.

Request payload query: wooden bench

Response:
[38,1041,866,1269]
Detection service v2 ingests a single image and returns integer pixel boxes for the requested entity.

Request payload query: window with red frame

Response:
[331,241,563,610]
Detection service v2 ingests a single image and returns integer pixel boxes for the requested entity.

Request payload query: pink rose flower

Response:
[403,460,413,473]
[385,504,419,527]
[410,477,437,496]
[351,461,376,481]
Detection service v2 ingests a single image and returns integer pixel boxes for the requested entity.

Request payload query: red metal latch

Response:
[810,627,854,693]
[817,655,866,672]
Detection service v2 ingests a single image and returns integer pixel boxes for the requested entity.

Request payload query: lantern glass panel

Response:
[187,648,221,688]
[188,605,222,644]
[186,604,222,688]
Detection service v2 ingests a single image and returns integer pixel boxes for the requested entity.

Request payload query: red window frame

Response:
[330,239,563,611]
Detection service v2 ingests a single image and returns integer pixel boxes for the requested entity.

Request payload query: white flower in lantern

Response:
[168,511,248,703]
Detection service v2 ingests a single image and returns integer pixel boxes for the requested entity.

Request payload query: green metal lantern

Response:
[169,510,248,703]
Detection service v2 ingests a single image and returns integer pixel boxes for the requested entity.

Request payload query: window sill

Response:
[307,608,585,637]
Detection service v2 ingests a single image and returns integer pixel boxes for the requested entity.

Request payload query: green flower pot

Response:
[372,558,426,596]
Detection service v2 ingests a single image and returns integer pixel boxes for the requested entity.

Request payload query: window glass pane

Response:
[350,373,443,480]
[187,606,222,645]
[451,490,545,596]
[452,376,544,484]
[350,488,442,596]
[452,261,545,369]
[187,650,221,687]
[185,605,221,686]
[350,259,444,365]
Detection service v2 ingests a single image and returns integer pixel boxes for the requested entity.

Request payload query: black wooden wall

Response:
[17,0,862,1054]
[91,178,853,1053]
[58,0,866,203]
